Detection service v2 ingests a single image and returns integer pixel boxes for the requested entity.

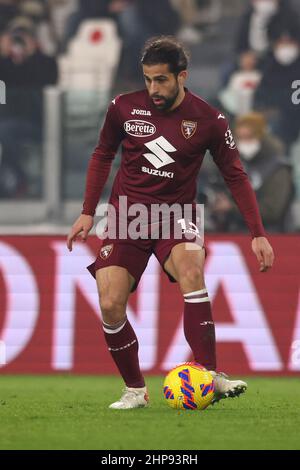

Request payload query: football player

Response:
[67,36,274,409]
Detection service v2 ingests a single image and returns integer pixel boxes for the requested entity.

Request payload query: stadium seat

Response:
[57,20,121,199]
[59,19,121,92]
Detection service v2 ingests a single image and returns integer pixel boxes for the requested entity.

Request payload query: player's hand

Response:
[67,214,94,252]
[251,237,274,273]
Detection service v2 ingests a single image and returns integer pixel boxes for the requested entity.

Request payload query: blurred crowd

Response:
[0,0,299,232]
[215,0,300,232]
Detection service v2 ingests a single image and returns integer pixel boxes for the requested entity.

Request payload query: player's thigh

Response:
[164,242,206,291]
[96,266,135,316]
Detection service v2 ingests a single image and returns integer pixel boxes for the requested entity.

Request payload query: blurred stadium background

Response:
[0,0,300,385]
[1,0,300,228]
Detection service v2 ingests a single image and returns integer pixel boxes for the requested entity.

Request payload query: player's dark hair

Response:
[141,36,190,75]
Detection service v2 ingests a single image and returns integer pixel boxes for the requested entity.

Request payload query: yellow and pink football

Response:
[163,362,215,411]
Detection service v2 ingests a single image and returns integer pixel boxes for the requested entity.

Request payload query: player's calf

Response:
[179,265,205,294]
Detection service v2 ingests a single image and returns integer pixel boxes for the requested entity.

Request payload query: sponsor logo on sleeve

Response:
[124,120,156,138]
[225,128,237,150]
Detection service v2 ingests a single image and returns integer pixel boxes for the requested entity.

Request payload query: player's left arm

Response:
[209,114,274,273]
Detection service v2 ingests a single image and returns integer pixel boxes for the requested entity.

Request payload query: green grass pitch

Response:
[0,375,299,450]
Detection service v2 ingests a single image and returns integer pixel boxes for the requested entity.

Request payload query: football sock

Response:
[183,288,217,371]
[103,317,145,388]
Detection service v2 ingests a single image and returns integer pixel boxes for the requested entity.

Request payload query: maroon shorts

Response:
[87,212,205,292]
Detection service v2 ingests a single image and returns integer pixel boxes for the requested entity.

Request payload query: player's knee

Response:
[178,265,205,292]
[100,295,127,324]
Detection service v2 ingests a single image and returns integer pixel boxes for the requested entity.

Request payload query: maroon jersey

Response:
[82,89,265,238]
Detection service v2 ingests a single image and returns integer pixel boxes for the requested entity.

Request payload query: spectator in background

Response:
[135,0,179,36]
[0,19,58,87]
[0,0,19,33]
[62,0,118,50]
[210,113,294,232]
[0,20,58,197]
[17,0,58,55]
[236,0,299,58]
[175,0,222,44]
[221,0,291,88]
[115,0,180,90]
[46,0,78,46]
[173,0,203,44]
[254,32,300,151]
[219,50,262,117]
[0,1,61,54]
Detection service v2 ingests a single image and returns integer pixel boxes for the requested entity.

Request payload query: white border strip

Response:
[184,289,208,298]
[185,297,210,304]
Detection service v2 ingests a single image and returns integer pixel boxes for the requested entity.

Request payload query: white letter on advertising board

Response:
[288,291,300,370]
[51,242,159,371]
[51,242,99,370]
[0,242,39,365]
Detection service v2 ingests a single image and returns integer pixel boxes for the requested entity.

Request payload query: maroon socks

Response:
[183,288,217,371]
[103,317,145,388]
[103,287,216,386]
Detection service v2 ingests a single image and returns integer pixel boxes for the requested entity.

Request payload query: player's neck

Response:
[168,87,186,112]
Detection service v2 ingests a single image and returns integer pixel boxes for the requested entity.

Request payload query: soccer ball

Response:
[163,362,215,410]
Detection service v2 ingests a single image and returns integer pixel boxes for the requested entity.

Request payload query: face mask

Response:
[238,140,261,160]
[253,0,278,16]
[274,45,299,65]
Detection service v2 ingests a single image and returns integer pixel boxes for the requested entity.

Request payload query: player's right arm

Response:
[67,97,124,251]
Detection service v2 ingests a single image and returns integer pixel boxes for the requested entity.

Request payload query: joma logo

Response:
[131,108,152,116]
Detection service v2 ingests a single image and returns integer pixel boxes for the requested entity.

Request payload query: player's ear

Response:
[177,70,188,85]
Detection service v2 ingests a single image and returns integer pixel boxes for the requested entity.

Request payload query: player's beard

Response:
[151,83,180,111]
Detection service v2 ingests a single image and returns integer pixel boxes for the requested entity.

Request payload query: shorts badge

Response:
[100,244,114,260]
[181,120,197,139]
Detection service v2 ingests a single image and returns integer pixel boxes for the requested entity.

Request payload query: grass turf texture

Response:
[0,375,299,450]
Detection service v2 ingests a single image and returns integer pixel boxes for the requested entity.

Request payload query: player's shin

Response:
[102,317,145,388]
[183,289,217,371]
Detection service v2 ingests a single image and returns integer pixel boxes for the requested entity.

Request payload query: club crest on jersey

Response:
[181,120,197,139]
[100,244,114,260]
